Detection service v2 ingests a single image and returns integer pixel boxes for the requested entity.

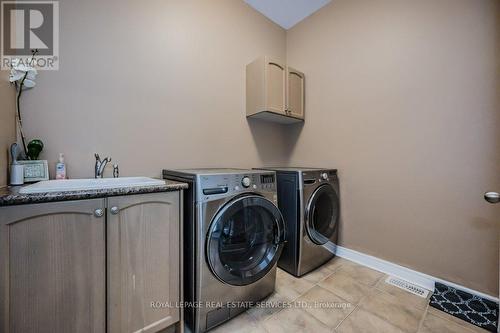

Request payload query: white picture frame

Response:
[17,160,49,182]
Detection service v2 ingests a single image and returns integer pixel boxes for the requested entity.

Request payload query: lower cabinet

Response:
[0,199,107,333]
[107,193,181,333]
[0,191,182,333]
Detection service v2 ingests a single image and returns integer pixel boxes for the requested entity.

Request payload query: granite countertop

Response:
[0,179,188,207]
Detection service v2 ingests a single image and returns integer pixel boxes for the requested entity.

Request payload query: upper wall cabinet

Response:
[286,67,305,119]
[246,56,305,124]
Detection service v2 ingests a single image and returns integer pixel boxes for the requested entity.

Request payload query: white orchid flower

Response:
[9,58,37,89]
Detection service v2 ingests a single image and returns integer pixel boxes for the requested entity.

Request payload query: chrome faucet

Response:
[94,153,111,178]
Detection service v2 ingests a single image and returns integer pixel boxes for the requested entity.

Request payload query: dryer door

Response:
[305,184,339,245]
[207,195,285,286]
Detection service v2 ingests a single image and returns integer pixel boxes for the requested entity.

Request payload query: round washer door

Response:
[305,184,339,245]
[207,195,285,286]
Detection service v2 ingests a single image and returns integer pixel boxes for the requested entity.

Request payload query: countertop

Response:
[0,179,188,206]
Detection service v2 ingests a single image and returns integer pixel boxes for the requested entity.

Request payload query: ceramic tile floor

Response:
[211,257,489,333]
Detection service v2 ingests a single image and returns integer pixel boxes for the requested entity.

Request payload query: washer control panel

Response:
[241,176,251,188]
[198,171,276,202]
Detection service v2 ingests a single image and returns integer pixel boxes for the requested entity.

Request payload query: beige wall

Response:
[0,71,15,187]
[286,0,500,295]
[13,0,500,296]
[21,0,288,179]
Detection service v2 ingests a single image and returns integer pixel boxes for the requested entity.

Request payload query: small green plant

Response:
[27,139,44,160]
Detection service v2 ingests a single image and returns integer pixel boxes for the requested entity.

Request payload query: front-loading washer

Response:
[162,169,285,333]
[257,168,340,277]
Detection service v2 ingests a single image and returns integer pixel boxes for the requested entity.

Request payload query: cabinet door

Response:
[265,59,286,114]
[286,67,305,119]
[107,192,181,333]
[0,199,106,333]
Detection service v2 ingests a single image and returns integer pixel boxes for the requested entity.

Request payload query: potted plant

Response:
[9,50,49,182]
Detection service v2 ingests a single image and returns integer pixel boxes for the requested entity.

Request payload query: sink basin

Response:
[19,177,165,194]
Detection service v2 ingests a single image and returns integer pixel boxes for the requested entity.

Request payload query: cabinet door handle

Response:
[110,206,119,215]
[94,208,104,217]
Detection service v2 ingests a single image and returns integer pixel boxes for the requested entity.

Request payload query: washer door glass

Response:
[207,195,285,286]
[306,184,339,245]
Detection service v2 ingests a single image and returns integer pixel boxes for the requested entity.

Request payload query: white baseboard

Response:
[329,244,498,303]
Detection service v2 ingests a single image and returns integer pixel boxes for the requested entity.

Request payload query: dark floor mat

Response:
[429,282,498,332]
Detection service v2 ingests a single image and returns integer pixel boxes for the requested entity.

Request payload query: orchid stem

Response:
[14,49,39,160]
[16,73,29,159]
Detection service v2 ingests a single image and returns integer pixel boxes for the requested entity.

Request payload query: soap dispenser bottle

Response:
[55,153,66,179]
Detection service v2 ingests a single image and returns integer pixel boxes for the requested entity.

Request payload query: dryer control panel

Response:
[302,169,338,186]
[197,171,276,202]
